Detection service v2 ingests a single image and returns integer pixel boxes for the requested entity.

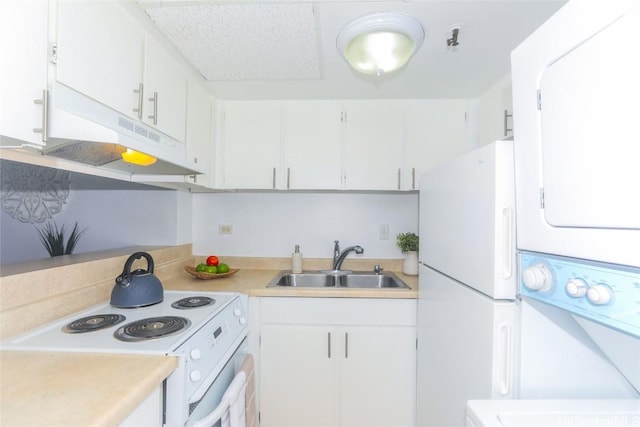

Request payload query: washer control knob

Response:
[190,370,202,382]
[522,264,553,292]
[587,284,613,305]
[233,308,242,317]
[239,317,247,325]
[565,278,588,297]
[190,349,202,360]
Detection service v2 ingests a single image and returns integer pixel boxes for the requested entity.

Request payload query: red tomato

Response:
[206,255,219,266]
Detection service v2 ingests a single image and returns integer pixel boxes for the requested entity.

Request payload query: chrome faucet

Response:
[332,240,364,271]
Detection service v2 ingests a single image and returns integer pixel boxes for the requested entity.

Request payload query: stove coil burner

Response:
[62,314,126,333]
[114,316,191,342]
[171,296,215,309]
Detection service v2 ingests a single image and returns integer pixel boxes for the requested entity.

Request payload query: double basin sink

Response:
[267,270,410,289]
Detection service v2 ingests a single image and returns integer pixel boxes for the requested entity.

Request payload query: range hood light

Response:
[121,149,157,166]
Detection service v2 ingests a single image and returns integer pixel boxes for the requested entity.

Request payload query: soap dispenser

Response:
[292,244,303,273]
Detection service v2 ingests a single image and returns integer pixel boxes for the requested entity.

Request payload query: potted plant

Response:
[396,232,419,275]
[36,221,87,257]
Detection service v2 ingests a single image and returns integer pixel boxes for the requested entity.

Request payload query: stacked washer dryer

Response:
[467,0,640,425]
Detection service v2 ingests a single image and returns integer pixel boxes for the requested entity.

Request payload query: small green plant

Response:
[36,221,87,257]
[396,232,419,253]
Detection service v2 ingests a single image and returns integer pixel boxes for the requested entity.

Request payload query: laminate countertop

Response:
[0,350,177,426]
[164,268,419,299]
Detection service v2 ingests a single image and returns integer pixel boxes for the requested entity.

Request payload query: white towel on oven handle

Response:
[193,371,247,427]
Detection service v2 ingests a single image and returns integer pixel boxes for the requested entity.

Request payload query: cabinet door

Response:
[340,326,416,427]
[184,77,212,186]
[404,100,468,190]
[221,101,281,189]
[142,35,187,142]
[343,101,404,190]
[55,1,144,121]
[259,325,339,427]
[0,0,48,148]
[283,101,342,190]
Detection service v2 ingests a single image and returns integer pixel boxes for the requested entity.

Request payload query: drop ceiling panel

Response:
[141,3,321,81]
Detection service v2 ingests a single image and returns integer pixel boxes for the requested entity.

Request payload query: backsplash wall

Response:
[192,192,419,260]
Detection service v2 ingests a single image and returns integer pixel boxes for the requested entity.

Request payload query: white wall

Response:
[0,162,187,265]
[192,192,418,259]
[477,74,513,146]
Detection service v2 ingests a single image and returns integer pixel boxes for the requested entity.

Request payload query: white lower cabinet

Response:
[258,298,416,427]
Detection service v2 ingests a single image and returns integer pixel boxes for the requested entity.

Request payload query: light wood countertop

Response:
[0,350,177,426]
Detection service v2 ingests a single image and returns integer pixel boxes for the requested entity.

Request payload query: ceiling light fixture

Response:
[337,12,425,77]
[121,149,157,166]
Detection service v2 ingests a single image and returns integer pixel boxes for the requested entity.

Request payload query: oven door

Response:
[511,1,640,267]
[184,338,249,427]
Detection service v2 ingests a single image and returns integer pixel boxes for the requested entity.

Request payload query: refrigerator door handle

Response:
[501,208,514,279]
[498,323,512,396]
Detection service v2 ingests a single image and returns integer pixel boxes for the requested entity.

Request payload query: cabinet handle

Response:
[503,109,513,137]
[344,332,349,359]
[33,89,48,143]
[272,167,276,189]
[287,167,291,189]
[148,91,158,125]
[397,168,401,190]
[327,332,331,358]
[412,168,416,190]
[133,83,143,119]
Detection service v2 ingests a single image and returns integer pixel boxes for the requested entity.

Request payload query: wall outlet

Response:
[380,224,389,240]
[218,224,233,234]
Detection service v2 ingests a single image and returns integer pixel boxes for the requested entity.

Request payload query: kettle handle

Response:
[118,252,155,285]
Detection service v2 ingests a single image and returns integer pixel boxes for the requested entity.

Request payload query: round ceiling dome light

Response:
[337,12,425,77]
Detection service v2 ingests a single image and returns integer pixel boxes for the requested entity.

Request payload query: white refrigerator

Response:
[416,141,517,426]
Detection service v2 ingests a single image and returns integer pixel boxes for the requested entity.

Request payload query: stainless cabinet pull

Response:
[412,168,416,190]
[344,332,349,359]
[133,83,143,119]
[327,332,331,358]
[397,168,401,190]
[504,109,513,137]
[272,167,276,189]
[287,168,291,189]
[33,89,48,143]
[148,91,158,125]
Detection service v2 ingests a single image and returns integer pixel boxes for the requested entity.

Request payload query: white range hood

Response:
[14,83,203,177]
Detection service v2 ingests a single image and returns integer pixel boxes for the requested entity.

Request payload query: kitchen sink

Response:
[266,270,410,289]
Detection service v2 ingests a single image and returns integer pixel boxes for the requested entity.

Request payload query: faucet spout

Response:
[332,244,364,271]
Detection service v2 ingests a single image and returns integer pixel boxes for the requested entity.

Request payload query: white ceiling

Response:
[136,0,567,100]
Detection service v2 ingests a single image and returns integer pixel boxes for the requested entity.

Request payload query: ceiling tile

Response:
[142,3,321,81]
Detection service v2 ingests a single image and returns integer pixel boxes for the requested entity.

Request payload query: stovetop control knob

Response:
[190,349,202,360]
[239,317,247,325]
[233,308,242,317]
[522,263,553,292]
[565,278,587,297]
[587,284,613,305]
[190,370,202,382]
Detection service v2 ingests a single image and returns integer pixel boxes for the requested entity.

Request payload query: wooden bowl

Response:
[184,265,239,280]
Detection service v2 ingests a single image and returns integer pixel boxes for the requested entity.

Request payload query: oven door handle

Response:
[192,371,247,427]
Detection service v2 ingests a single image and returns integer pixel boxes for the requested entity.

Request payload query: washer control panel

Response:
[519,251,640,338]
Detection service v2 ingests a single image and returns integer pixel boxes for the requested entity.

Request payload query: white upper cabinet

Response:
[184,76,213,186]
[342,101,404,190]
[142,35,187,142]
[54,1,187,142]
[477,75,513,146]
[55,1,144,123]
[0,0,49,148]
[220,101,281,189]
[404,100,469,190]
[282,101,342,190]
